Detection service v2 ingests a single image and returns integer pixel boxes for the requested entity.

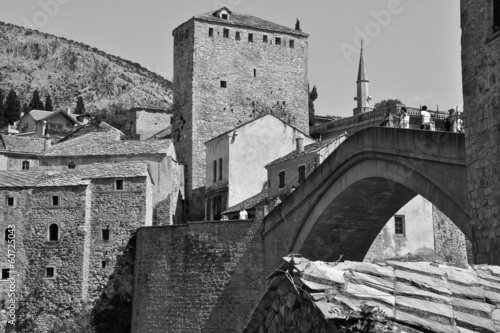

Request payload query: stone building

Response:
[0,135,46,170]
[128,107,172,140]
[38,129,184,224]
[172,7,310,219]
[204,114,313,220]
[461,0,500,264]
[0,162,153,332]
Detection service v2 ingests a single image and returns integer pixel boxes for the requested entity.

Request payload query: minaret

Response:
[353,40,371,115]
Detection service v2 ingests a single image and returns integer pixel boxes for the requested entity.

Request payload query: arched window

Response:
[48,224,59,241]
[68,161,76,169]
[22,161,29,170]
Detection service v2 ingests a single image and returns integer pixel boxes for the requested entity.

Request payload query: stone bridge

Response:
[263,127,470,273]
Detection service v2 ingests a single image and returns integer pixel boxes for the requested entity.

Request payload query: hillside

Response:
[0,21,173,112]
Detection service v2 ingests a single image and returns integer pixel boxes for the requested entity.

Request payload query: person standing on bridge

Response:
[399,107,410,129]
[380,110,394,127]
[420,105,431,130]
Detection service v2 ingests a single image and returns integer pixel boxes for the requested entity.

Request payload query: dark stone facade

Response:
[461,0,500,264]
[172,14,309,219]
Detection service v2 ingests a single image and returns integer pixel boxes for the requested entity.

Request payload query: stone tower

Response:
[353,42,371,115]
[172,7,310,219]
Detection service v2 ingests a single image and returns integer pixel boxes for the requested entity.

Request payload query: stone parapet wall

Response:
[132,219,265,333]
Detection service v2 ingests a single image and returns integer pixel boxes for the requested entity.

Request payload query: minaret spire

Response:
[353,39,371,115]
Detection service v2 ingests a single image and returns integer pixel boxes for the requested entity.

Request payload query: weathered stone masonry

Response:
[172,10,309,219]
[132,219,265,333]
[461,0,500,264]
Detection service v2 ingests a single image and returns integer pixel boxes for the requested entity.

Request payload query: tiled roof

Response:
[194,9,308,37]
[145,126,172,140]
[29,109,79,123]
[0,135,46,153]
[57,121,123,143]
[0,161,150,188]
[44,131,170,157]
[259,256,500,333]
[266,133,348,167]
[205,113,312,145]
[223,190,269,214]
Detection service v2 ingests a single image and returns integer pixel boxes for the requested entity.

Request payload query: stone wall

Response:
[461,0,500,264]
[133,109,172,140]
[172,15,309,219]
[132,219,265,333]
[432,204,470,264]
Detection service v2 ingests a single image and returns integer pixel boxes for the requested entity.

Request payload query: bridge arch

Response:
[263,127,470,272]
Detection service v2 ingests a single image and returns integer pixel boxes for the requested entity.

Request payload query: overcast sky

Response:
[0,0,462,118]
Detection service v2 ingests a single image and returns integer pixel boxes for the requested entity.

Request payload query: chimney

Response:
[44,136,51,151]
[66,107,72,115]
[296,137,304,153]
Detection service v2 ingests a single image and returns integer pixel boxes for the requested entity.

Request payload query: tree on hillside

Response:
[4,90,21,125]
[28,89,44,111]
[21,103,30,116]
[74,96,85,114]
[309,85,318,126]
[0,89,5,128]
[373,99,402,110]
[45,94,53,111]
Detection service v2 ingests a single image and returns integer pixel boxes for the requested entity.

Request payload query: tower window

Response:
[248,33,254,42]
[279,171,286,189]
[253,69,257,77]
[101,260,107,268]
[22,161,29,170]
[263,35,268,43]
[220,81,227,88]
[185,29,189,39]
[395,216,405,236]
[209,28,214,37]
[235,31,241,40]
[2,269,10,280]
[223,28,229,38]
[102,229,110,241]
[275,37,282,45]
[48,224,60,241]
[289,40,295,48]
[298,165,306,184]
[494,0,500,32]
[51,195,60,206]
[45,267,55,278]
[115,179,124,191]
[68,161,76,169]
[5,229,11,242]
[219,158,222,180]
[6,197,14,207]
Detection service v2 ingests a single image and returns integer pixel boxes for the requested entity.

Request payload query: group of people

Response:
[381,105,463,132]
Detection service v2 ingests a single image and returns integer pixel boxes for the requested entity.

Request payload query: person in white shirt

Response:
[399,107,410,129]
[420,105,431,130]
[239,208,248,220]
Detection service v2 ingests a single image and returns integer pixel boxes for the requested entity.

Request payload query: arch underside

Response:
[291,158,470,262]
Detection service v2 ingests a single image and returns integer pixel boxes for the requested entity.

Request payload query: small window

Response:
[102,229,110,241]
[185,29,189,39]
[275,37,281,45]
[4,229,10,242]
[395,216,405,235]
[68,161,76,169]
[219,158,222,180]
[298,165,306,184]
[6,197,14,207]
[48,224,59,241]
[289,40,295,48]
[220,80,227,88]
[45,267,55,278]
[209,27,214,37]
[494,0,500,32]
[221,13,228,20]
[253,69,257,77]
[41,161,49,166]
[213,160,217,183]
[51,195,59,206]
[115,179,124,191]
[263,35,268,43]
[101,260,107,269]
[235,31,241,40]
[223,28,229,38]
[22,161,29,170]
[279,171,286,189]
[1,269,9,280]
[248,33,254,42]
